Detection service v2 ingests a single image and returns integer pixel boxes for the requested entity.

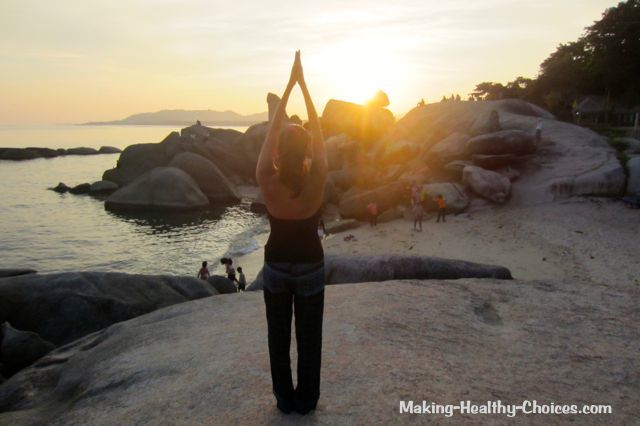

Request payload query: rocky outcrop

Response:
[247,254,511,291]
[427,132,470,165]
[550,156,626,198]
[463,165,511,203]
[89,180,118,193]
[0,272,218,347]
[66,147,99,156]
[338,183,404,220]
[465,130,535,157]
[1,323,55,378]
[206,276,237,294]
[105,167,209,211]
[103,141,170,187]
[321,99,395,145]
[420,182,469,212]
[168,152,240,202]
[472,154,517,169]
[49,182,70,193]
[626,156,640,196]
[0,278,636,424]
[68,183,91,195]
[98,146,121,154]
[0,148,44,161]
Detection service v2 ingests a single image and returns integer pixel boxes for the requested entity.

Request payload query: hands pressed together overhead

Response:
[289,50,306,87]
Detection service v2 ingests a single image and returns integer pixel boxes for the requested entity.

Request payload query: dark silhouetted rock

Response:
[247,254,511,291]
[0,323,55,378]
[25,147,59,158]
[0,148,40,161]
[69,183,91,195]
[444,160,473,178]
[0,269,36,278]
[105,167,209,211]
[469,108,501,135]
[463,165,511,203]
[207,276,237,294]
[98,146,122,154]
[50,182,70,193]
[466,130,535,157]
[367,90,390,108]
[66,147,99,156]
[89,180,119,193]
[0,272,218,346]
[103,142,169,186]
[472,154,517,169]
[168,152,240,203]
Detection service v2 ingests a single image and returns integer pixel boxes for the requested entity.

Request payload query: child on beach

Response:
[221,258,238,282]
[197,261,210,280]
[412,200,424,231]
[237,267,246,292]
[436,194,447,223]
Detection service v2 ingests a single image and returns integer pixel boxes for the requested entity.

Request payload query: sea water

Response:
[0,124,266,276]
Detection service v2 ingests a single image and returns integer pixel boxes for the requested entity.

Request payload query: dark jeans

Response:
[263,261,325,412]
[370,214,377,226]
[437,208,446,222]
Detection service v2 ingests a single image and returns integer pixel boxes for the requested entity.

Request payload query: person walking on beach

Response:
[256,51,327,415]
[367,201,378,227]
[221,258,238,283]
[197,261,210,280]
[237,267,246,291]
[436,194,447,223]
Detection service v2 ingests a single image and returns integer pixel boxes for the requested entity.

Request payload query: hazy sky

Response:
[0,0,618,124]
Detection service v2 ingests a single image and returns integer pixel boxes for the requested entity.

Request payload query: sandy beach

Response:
[238,197,640,294]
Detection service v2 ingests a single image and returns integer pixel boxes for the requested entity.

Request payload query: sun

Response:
[315,37,408,106]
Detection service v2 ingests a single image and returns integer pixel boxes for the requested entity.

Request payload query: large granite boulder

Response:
[168,152,240,203]
[206,276,238,294]
[427,132,470,165]
[0,269,36,278]
[465,130,535,157]
[103,142,169,186]
[0,278,636,423]
[321,99,395,145]
[89,180,119,193]
[338,183,404,220]
[381,140,420,165]
[463,165,511,203]
[1,323,55,378]
[420,182,469,213]
[68,183,91,195]
[105,167,209,211]
[550,158,626,198]
[472,154,517,169]
[626,156,640,196]
[0,272,218,347]
[24,147,60,158]
[247,254,511,291]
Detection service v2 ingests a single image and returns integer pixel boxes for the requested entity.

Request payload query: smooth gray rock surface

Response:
[0,269,37,278]
[0,272,218,346]
[66,147,98,156]
[2,277,634,424]
[427,132,470,165]
[105,167,209,211]
[466,130,535,157]
[207,275,238,294]
[168,152,240,202]
[89,180,118,193]
[463,165,511,203]
[626,156,640,196]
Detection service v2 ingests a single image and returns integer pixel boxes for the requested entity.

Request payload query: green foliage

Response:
[471,0,640,117]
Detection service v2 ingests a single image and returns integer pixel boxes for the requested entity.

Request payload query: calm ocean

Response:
[0,124,266,276]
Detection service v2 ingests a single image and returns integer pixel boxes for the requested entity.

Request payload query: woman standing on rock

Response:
[256,50,327,415]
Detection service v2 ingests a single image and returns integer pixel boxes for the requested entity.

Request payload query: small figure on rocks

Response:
[197,261,210,280]
[367,201,378,227]
[413,200,424,232]
[236,267,246,291]
[436,194,447,223]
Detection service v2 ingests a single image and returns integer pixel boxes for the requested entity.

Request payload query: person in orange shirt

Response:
[436,194,447,223]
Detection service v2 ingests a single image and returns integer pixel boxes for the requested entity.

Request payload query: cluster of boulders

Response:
[50,180,119,195]
[0,146,120,161]
[617,137,640,197]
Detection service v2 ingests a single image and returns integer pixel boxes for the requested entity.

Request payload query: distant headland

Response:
[81,109,268,126]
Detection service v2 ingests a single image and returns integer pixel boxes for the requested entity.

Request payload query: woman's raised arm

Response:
[256,51,300,185]
[298,59,327,180]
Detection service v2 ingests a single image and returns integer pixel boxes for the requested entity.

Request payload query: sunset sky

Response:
[0,0,618,124]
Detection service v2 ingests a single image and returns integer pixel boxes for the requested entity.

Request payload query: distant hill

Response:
[82,109,268,126]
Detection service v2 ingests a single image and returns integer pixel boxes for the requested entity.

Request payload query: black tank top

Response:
[264,210,324,263]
